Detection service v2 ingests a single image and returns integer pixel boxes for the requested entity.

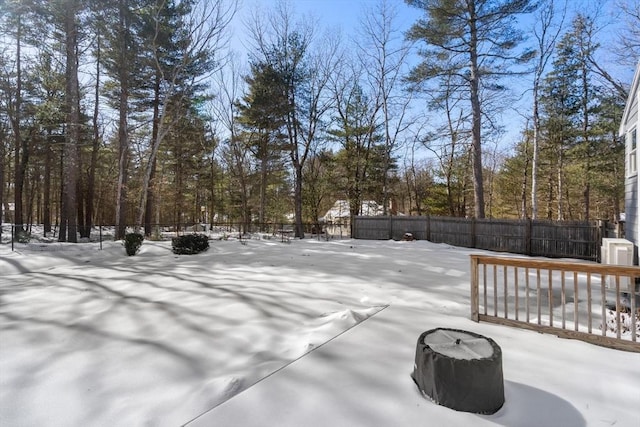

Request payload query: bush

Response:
[124,233,144,256]
[172,233,209,255]
[15,229,31,243]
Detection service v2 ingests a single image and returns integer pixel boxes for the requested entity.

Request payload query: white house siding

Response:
[625,178,638,248]
[621,61,640,262]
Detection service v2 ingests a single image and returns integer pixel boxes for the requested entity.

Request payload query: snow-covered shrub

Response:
[172,233,209,255]
[603,309,640,337]
[124,233,144,256]
[15,229,30,243]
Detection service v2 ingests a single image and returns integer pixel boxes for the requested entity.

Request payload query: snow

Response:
[321,200,383,222]
[1,235,639,427]
[422,329,495,359]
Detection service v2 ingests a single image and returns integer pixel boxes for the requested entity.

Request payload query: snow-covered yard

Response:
[1,236,639,426]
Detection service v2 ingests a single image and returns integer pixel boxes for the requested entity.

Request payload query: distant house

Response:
[321,200,384,236]
[621,61,640,262]
[321,200,383,223]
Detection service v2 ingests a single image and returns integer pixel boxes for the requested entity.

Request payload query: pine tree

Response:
[328,83,391,234]
[405,0,537,218]
[134,0,232,234]
[101,0,147,239]
[247,1,338,237]
[237,61,289,226]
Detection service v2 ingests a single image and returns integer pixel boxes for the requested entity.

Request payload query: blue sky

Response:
[232,0,635,80]
[227,0,637,155]
[240,0,414,28]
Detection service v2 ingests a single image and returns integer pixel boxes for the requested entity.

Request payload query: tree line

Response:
[0,0,638,241]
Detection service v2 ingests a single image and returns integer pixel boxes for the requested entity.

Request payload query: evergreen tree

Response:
[0,0,34,232]
[539,26,580,220]
[237,60,289,226]
[31,50,66,235]
[405,0,537,218]
[328,83,390,234]
[247,1,338,237]
[540,14,605,220]
[101,0,148,238]
[134,0,232,233]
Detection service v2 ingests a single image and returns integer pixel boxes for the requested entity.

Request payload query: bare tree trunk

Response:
[43,130,52,234]
[445,129,457,216]
[546,168,553,219]
[531,0,564,220]
[85,31,101,237]
[60,0,80,243]
[521,144,530,219]
[136,0,236,231]
[580,51,591,221]
[12,16,27,232]
[557,150,564,221]
[294,162,304,237]
[531,95,540,219]
[144,73,160,236]
[114,0,130,240]
[259,152,267,225]
[468,3,485,219]
[358,0,412,216]
[0,126,5,229]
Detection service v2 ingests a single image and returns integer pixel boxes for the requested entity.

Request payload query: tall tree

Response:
[546,14,601,220]
[237,60,289,226]
[302,149,337,230]
[530,0,565,219]
[400,142,434,215]
[101,0,141,239]
[57,0,82,242]
[31,50,66,236]
[135,0,236,233]
[1,0,30,233]
[328,79,387,235]
[591,93,625,220]
[405,0,537,218]
[357,0,413,215]
[540,21,582,220]
[84,13,103,238]
[247,1,338,238]
[615,0,640,65]
[210,55,250,228]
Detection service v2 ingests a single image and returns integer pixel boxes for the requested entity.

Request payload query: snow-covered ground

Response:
[1,235,639,426]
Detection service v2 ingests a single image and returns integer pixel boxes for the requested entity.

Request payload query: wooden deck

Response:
[470,255,640,352]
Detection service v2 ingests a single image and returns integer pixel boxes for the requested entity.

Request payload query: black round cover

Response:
[411,328,505,414]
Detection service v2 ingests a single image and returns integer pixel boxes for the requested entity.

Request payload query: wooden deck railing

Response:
[470,255,640,352]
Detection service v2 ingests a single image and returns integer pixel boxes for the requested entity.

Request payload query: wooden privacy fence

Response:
[354,216,609,261]
[470,255,640,352]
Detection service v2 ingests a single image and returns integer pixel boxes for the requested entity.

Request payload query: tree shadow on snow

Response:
[483,381,586,427]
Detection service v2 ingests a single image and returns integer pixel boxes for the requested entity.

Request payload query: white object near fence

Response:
[601,238,634,291]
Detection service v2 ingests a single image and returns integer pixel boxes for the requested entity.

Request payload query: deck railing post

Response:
[470,256,480,322]
[468,254,640,352]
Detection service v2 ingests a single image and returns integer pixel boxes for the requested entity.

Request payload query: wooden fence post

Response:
[426,215,431,241]
[470,217,477,248]
[525,219,532,256]
[597,220,606,263]
[352,216,357,239]
[388,215,393,240]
